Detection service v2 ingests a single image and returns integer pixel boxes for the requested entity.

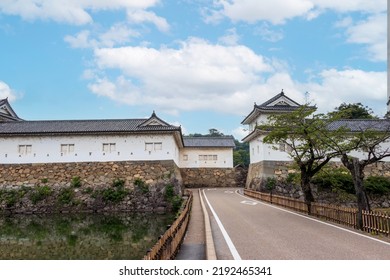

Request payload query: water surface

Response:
[0,212,175,260]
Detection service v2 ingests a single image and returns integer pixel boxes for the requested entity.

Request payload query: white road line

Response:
[202,189,242,260]
[235,189,390,246]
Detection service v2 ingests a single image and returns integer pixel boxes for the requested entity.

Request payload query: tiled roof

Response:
[258,91,300,108]
[0,118,181,135]
[0,98,23,121]
[328,119,390,132]
[183,136,236,148]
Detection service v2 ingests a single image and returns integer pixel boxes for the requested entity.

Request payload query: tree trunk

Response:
[341,156,371,230]
[300,171,314,215]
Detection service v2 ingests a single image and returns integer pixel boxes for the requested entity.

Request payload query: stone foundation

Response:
[181,166,247,188]
[0,160,183,213]
[246,160,390,209]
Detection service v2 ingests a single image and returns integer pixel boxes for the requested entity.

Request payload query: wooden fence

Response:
[244,189,390,237]
[143,191,193,260]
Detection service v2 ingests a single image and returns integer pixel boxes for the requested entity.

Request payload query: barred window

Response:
[103,143,116,153]
[18,145,32,155]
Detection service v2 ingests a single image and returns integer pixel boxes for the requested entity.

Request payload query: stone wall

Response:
[246,160,390,208]
[181,166,247,188]
[0,160,183,213]
[247,160,390,189]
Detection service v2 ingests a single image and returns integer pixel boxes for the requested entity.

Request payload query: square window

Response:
[154,142,162,150]
[145,143,153,151]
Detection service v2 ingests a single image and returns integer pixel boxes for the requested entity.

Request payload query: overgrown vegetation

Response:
[100,179,128,203]
[134,178,149,194]
[70,176,82,188]
[58,187,75,205]
[164,184,182,212]
[29,185,53,205]
[311,168,390,196]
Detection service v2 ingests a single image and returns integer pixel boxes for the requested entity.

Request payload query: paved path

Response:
[175,189,206,260]
[201,188,390,260]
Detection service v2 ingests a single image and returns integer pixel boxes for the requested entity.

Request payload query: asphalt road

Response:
[202,188,390,260]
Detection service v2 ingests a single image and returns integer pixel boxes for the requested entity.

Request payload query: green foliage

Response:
[101,188,127,203]
[164,184,175,200]
[329,102,377,119]
[134,178,149,194]
[29,185,53,205]
[112,178,125,189]
[0,189,21,208]
[364,176,390,195]
[265,177,276,191]
[70,176,82,188]
[101,178,128,203]
[233,140,250,167]
[286,172,300,184]
[41,178,48,184]
[311,168,354,194]
[58,188,75,205]
[164,184,182,212]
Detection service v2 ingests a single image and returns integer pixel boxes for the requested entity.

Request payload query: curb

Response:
[198,189,217,260]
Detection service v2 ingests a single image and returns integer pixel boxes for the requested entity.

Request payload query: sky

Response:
[0,0,387,140]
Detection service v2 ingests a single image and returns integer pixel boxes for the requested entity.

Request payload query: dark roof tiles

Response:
[328,119,390,132]
[0,118,180,135]
[183,136,235,148]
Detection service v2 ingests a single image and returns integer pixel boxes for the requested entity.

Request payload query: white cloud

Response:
[232,126,248,140]
[87,37,386,118]
[0,0,161,25]
[208,0,314,25]
[207,0,387,25]
[89,38,273,114]
[255,23,284,42]
[311,0,387,14]
[343,13,387,62]
[302,69,387,115]
[127,9,170,32]
[218,28,240,45]
[0,81,18,101]
[64,23,139,49]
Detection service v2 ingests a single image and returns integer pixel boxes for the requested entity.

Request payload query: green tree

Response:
[329,103,376,119]
[208,128,224,136]
[323,119,390,229]
[233,140,249,167]
[259,105,341,213]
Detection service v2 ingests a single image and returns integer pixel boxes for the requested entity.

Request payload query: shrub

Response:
[134,178,148,194]
[58,188,75,205]
[1,190,21,208]
[364,176,390,195]
[112,178,125,189]
[70,176,82,188]
[311,168,354,194]
[100,178,128,203]
[164,184,182,212]
[101,188,127,203]
[265,177,276,191]
[164,184,175,200]
[29,185,53,205]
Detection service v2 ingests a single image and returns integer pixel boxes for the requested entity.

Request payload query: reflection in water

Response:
[0,212,175,260]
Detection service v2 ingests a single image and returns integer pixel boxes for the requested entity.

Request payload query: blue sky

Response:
[0,0,387,140]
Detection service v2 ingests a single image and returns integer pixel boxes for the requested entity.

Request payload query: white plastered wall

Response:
[0,134,181,165]
[179,147,233,168]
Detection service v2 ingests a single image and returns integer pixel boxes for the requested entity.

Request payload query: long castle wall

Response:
[0,160,183,213]
[0,160,245,213]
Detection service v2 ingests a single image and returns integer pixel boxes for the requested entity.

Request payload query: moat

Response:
[0,212,175,259]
